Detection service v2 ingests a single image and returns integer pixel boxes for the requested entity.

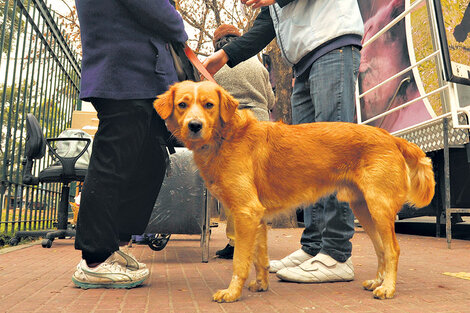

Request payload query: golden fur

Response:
[154,80,435,302]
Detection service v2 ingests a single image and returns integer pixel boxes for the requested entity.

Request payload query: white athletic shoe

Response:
[269,249,313,273]
[72,253,149,289]
[276,253,354,283]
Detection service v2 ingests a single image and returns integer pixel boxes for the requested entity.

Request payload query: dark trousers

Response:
[75,98,167,263]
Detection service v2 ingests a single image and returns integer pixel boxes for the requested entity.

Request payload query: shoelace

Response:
[120,248,142,266]
[101,260,127,273]
[120,247,134,259]
[125,251,138,261]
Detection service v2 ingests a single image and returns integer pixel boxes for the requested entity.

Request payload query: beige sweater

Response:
[214,56,274,121]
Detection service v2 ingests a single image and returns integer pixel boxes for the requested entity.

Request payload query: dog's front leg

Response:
[248,221,269,292]
[213,207,262,303]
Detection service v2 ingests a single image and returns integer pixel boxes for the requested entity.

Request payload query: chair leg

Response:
[43,184,74,246]
[11,230,51,246]
[11,183,75,248]
[57,184,71,231]
[42,229,76,248]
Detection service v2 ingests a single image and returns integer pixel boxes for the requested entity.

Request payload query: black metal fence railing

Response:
[0,0,80,236]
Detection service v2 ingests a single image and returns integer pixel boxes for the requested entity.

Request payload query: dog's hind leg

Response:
[370,209,400,299]
[360,196,401,300]
[212,205,264,303]
[349,200,386,292]
[248,220,269,292]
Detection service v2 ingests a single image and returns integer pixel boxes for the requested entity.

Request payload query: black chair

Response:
[10,113,91,248]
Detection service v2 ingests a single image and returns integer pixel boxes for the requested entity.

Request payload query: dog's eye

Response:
[178,102,187,109]
[205,102,214,109]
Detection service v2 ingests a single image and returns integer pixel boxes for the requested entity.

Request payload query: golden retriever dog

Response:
[153,80,435,302]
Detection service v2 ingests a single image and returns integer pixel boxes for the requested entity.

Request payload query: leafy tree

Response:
[1,0,25,53]
[176,0,292,124]
[52,0,293,124]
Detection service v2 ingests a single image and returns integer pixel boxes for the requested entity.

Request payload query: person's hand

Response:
[202,49,229,77]
[240,0,276,9]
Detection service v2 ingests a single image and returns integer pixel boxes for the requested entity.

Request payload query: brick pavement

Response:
[1,225,470,313]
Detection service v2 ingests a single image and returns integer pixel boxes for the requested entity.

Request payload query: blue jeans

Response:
[291,46,360,263]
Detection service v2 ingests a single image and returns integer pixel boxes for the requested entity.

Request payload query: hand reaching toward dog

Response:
[240,0,276,9]
[202,49,229,77]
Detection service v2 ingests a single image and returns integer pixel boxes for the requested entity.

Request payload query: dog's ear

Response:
[154,84,176,120]
[217,85,239,123]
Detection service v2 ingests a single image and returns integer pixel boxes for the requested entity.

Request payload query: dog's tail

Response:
[394,136,435,207]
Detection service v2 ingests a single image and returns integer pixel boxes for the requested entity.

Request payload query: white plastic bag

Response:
[55,129,93,167]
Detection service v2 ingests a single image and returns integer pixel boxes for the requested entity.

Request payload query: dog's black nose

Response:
[188,120,203,133]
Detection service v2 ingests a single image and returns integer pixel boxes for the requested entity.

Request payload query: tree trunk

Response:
[265,41,298,228]
[266,41,292,123]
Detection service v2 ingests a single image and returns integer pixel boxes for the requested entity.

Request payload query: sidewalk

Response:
[1,224,470,313]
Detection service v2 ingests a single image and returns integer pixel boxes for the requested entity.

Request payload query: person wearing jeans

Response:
[291,45,360,265]
[204,0,363,283]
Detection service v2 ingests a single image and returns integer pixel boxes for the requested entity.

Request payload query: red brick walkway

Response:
[1,225,470,313]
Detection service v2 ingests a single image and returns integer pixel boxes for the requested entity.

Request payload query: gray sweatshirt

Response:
[214,56,274,121]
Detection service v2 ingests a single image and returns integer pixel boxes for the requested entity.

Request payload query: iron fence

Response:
[0,0,81,236]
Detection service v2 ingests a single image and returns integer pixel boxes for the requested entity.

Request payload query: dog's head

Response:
[154,80,239,148]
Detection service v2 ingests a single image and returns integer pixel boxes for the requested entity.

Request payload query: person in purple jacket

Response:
[72,0,187,289]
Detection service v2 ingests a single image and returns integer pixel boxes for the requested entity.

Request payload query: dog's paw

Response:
[362,279,382,291]
[373,285,395,299]
[212,288,241,303]
[248,279,269,292]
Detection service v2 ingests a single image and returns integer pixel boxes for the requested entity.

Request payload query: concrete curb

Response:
[0,239,41,255]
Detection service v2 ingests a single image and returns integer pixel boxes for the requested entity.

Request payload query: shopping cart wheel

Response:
[148,234,171,251]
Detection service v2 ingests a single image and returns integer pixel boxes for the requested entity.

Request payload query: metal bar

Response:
[0,0,11,70]
[358,50,440,99]
[447,208,470,214]
[201,189,210,263]
[1,0,18,184]
[392,112,452,136]
[361,85,449,125]
[8,2,31,233]
[23,185,30,230]
[32,186,39,229]
[443,119,451,248]
[363,0,425,49]
[16,0,35,209]
[31,0,80,77]
[4,184,12,233]
[5,0,25,188]
[15,1,79,90]
[435,152,442,238]
[32,3,45,118]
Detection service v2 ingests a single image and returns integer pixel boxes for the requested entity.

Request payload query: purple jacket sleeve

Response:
[117,0,188,43]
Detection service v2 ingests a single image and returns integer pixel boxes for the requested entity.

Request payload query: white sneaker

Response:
[116,246,147,270]
[269,249,313,273]
[72,254,149,289]
[276,253,354,283]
